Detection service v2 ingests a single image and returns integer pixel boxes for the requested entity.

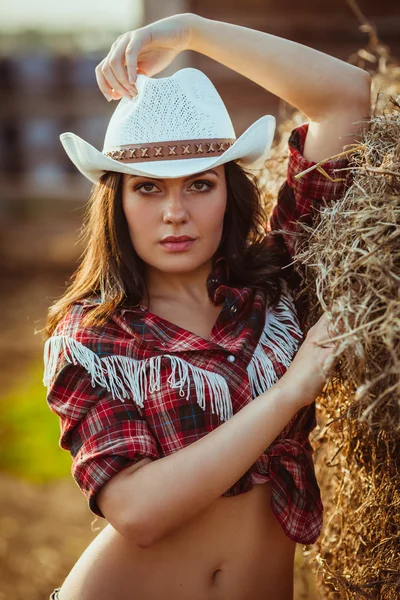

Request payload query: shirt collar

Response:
[74,252,254,353]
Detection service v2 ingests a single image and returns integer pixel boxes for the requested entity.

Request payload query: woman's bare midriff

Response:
[57,481,296,600]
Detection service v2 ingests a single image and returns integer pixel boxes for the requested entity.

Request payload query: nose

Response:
[162,193,189,225]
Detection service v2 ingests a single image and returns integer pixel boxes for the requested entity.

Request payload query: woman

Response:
[43,12,371,600]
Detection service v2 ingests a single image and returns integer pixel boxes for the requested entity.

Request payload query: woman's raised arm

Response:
[96,13,371,162]
[189,14,371,160]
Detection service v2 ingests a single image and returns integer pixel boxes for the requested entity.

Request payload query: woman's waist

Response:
[110,482,293,558]
[58,482,296,600]
[145,479,285,554]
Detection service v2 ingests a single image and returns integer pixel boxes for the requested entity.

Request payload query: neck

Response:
[143,259,213,308]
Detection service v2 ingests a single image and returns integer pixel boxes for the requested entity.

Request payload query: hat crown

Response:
[103,68,236,151]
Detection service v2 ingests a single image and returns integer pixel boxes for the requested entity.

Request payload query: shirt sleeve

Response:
[265,122,351,327]
[249,402,323,544]
[45,360,161,518]
[267,122,350,262]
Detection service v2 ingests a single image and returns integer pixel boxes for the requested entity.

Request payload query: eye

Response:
[135,182,157,193]
[134,180,215,194]
[191,180,214,192]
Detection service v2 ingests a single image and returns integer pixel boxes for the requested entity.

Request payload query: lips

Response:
[161,236,195,243]
[159,237,196,252]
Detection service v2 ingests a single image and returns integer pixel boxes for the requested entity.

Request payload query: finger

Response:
[95,61,120,101]
[96,38,137,100]
[322,353,337,378]
[125,29,151,84]
[95,58,127,100]
[108,38,139,96]
[125,41,139,85]
[327,315,343,340]
[103,56,136,99]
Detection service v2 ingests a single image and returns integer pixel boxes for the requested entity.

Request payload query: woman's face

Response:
[121,166,227,275]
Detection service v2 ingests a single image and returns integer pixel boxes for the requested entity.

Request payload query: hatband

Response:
[105,137,236,163]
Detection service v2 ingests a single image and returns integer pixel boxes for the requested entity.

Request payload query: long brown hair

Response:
[43,161,294,340]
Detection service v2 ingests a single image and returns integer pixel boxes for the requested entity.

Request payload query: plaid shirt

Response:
[43,123,349,545]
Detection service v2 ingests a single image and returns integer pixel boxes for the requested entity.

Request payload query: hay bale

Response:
[259,54,400,599]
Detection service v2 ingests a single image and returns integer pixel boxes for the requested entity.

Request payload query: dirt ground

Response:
[0,212,320,600]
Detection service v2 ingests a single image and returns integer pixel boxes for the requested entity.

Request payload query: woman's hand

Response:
[95,13,196,102]
[278,311,342,409]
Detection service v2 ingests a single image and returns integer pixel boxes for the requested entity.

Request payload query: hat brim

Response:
[59,114,276,184]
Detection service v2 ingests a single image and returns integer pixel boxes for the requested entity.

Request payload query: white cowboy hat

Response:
[59,67,276,184]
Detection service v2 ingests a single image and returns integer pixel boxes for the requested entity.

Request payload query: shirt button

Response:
[231,306,237,314]
[227,355,235,363]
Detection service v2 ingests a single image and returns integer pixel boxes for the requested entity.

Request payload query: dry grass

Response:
[258,30,400,600]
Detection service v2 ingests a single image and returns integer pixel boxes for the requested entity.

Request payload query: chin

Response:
[155,257,204,273]
[141,247,212,273]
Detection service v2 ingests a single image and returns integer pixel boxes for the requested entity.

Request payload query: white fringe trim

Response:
[43,335,108,389]
[43,282,303,421]
[247,281,303,397]
[43,337,233,422]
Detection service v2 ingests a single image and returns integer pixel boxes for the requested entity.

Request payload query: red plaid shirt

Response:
[43,123,349,545]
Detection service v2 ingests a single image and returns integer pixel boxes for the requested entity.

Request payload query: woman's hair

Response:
[44,161,294,340]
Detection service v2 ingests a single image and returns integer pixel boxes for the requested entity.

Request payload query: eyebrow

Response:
[127,169,220,182]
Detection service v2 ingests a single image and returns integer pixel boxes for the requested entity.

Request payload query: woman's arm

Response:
[99,381,298,548]
[98,313,337,549]
[96,13,371,161]
[187,14,371,161]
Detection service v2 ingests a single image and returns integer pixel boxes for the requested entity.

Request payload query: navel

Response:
[211,568,223,583]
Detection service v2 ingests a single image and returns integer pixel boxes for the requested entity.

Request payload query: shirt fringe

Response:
[43,281,303,422]
[246,280,303,397]
[43,337,233,422]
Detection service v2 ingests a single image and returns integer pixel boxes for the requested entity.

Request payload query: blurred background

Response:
[0,1,398,598]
